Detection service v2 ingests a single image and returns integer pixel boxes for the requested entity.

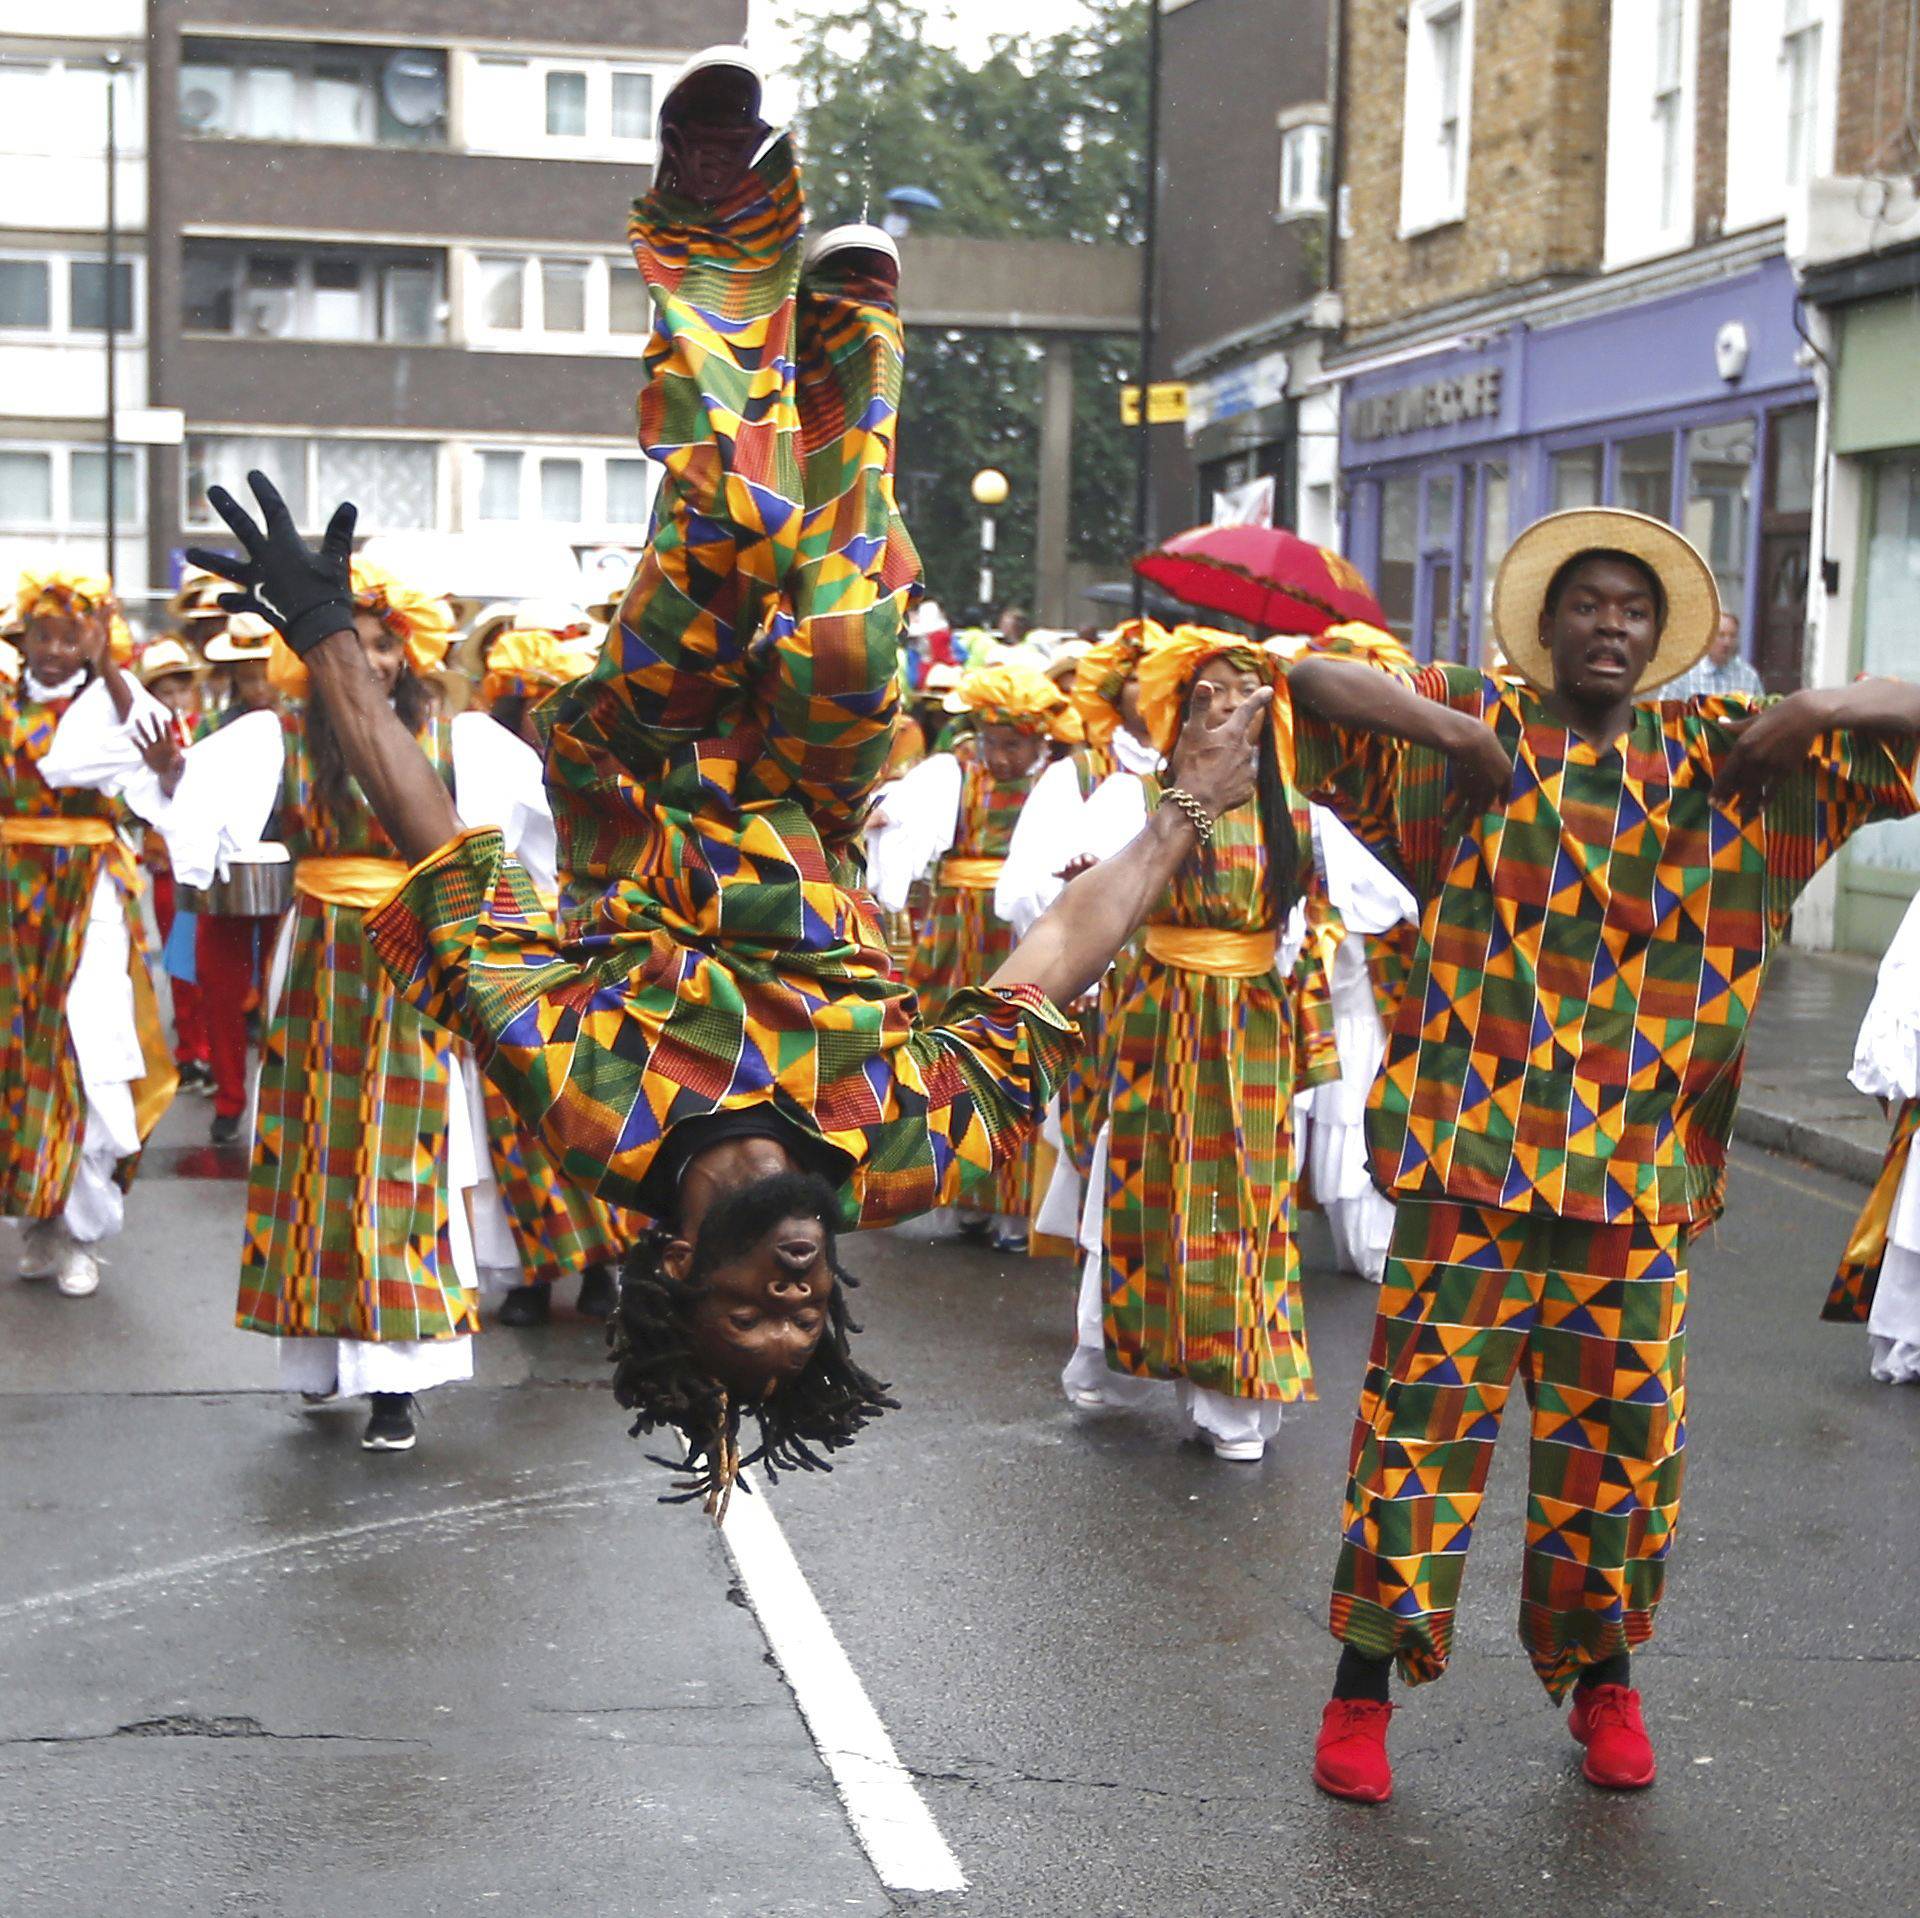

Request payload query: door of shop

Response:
[1755,404,1816,692]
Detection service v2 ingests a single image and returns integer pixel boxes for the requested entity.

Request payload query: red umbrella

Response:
[1134,524,1387,636]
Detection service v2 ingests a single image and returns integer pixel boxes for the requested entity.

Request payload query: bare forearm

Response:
[989,805,1198,1005]
[1805,678,1920,738]
[1289,656,1459,751]
[95,654,135,724]
[303,627,460,863]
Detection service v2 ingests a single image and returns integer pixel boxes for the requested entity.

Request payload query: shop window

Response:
[1475,461,1510,667]
[1615,434,1675,521]
[1769,406,1817,515]
[1400,0,1474,233]
[1551,446,1602,510]
[0,260,51,330]
[1683,420,1756,616]
[1379,477,1419,644]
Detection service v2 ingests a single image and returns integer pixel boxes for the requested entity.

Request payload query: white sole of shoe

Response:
[804,221,902,274]
[658,44,764,132]
[55,1259,100,1299]
[360,1431,416,1453]
[1209,1441,1266,1462]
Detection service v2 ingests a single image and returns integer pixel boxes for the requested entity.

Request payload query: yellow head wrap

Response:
[1133,623,1290,758]
[1070,619,1158,748]
[480,628,586,708]
[945,659,1080,742]
[1310,620,1417,675]
[15,571,132,665]
[267,559,457,698]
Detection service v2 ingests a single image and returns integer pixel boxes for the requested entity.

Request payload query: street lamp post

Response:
[971,467,1009,618]
[1131,1,1162,618]
[103,50,123,584]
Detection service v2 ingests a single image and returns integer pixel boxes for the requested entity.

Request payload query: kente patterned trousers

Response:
[1330,1198,1689,1699]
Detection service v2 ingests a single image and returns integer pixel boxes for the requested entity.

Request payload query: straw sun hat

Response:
[202,613,277,663]
[136,636,206,686]
[1491,507,1720,695]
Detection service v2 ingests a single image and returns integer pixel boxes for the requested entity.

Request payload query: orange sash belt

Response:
[294,856,410,910]
[1142,925,1278,976]
[939,854,1005,890]
[2,813,141,895]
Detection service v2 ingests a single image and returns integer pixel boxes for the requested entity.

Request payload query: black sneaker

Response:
[361,1393,416,1452]
[575,1264,618,1320]
[209,1113,242,1147]
[495,1283,551,1328]
[955,1213,994,1244]
[177,1060,212,1093]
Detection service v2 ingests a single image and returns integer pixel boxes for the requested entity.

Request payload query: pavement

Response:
[2,958,1915,1917]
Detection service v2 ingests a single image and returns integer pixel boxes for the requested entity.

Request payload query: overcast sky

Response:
[748,1,1098,117]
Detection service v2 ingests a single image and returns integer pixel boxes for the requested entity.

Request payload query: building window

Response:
[606,457,651,526]
[186,437,436,531]
[0,251,143,340]
[478,451,524,520]
[467,253,640,349]
[1653,0,1686,230]
[459,52,668,159]
[1278,115,1330,219]
[466,446,655,531]
[178,40,447,148]
[70,450,140,528]
[1724,0,1834,231]
[1400,0,1474,233]
[540,457,584,522]
[0,260,51,330]
[1551,445,1602,510]
[0,450,55,525]
[1605,0,1697,267]
[1782,0,1823,188]
[0,444,144,531]
[181,242,447,344]
[1684,419,1756,615]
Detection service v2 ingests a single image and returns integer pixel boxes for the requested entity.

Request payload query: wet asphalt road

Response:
[1,1091,1915,1917]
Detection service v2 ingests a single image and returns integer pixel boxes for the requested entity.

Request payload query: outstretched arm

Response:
[184,471,459,863]
[1714,678,1920,809]
[989,682,1269,1006]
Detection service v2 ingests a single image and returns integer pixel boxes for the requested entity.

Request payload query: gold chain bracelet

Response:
[1159,786,1216,845]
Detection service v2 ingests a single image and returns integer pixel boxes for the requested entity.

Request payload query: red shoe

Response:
[1312,1698,1394,1803]
[1567,1684,1657,1789]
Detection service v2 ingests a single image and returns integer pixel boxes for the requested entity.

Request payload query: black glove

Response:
[183,470,359,657]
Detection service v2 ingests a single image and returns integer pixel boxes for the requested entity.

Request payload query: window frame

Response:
[179,240,447,345]
[0,248,146,342]
[1399,0,1476,237]
[456,51,668,161]
[1277,110,1332,221]
[460,442,658,534]
[176,37,448,149]
[463,250,644,352]
[0,440,146,533]
[183,434,442,534]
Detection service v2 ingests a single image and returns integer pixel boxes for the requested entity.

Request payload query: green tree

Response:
[787,0,1145,621]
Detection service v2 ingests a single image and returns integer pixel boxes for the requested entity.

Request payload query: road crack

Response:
[4,1713,426,1747]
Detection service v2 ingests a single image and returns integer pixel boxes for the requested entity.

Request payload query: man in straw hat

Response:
[1286,507,1920,1801]
[183,44,1267,1514]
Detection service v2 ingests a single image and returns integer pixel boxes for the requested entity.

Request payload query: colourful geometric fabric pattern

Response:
[1331,1197,1689,1699]
[1826,1096,1920,1323]
[480,1077,632,1287]
[1289,870,1344,1095]
[1295,667,1920,1228]
[367,138,1075,1230]
[1054,741,1120,1179]
[0,684,150,1220]
[906,739,1040,1213]
[237,713,477,1344]
[1102,769,1316,1401]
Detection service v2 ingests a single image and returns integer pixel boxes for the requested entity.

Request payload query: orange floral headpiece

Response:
[1133,623,1292,758]
[1070,619,1157,748]
[944,659,1081,743]
[15,571,133,664]
[268,559,456,698]
[480,628,588,708]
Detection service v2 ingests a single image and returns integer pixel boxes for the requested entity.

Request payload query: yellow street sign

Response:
[1120,381,1189,425]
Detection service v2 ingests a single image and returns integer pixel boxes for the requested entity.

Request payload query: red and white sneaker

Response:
[1311,1697,1395,1803]
[1568,1683,1657,1789]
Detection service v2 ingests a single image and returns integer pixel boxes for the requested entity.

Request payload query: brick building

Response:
[141,0,736,608]
[1145,0,1340,546]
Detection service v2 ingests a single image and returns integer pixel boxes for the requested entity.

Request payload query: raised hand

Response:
[1163,681,1272,825]
[1711,694,1827,813]
[1438,709,1514,834]
[131,712,185,795]
[183,470,359,656]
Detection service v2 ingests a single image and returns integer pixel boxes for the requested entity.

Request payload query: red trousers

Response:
[151,867,209,1069]
[196,913,266,1120]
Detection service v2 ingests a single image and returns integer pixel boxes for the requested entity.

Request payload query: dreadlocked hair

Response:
[609,1218,898,1524]
[307,661,431,822]
[1177,677,1300,929]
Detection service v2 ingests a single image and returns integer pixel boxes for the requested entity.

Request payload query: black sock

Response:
[1574,1652,1631,1694]
[1332,1646,1393,1704]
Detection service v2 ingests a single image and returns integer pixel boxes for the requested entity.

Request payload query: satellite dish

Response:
[180,84,226,133]
[381,52,447,129]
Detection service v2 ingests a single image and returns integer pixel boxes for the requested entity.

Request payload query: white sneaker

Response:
[804,222,901,275]
[16,1221,59,1280]
[1209,1436,1266,1463]
[54,1243,100,1298]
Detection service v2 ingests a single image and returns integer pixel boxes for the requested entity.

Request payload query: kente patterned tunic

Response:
[904,737,1042,1215]
[0,680,170,1222]
[1296,664,1920,1697]
[1102,767,1315,1403]
[236,711,476,1344]
[365,135,1075,1230]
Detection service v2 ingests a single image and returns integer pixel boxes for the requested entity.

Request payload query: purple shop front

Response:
[1337,254,1818,688]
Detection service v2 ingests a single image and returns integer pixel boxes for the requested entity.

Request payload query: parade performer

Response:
[1288,506,1920,1803]
[1826,884,1920,1384]
[1058,624,1315,1460]
[870,657,1073,1251]
[137,636,213,1092]
[455,624,630,1327]
[5,572,178,1297]
[155,562,478,1454]
[184,47,1267,1514]
[194,615,281,1145]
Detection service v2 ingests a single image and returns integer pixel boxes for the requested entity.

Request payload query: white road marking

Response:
[722,1488,966,1894]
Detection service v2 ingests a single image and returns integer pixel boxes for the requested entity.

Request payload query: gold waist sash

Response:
[294,856,409,910]
[939,853,1005,890]
[1142,925,1278,977]
[1,815,116,847]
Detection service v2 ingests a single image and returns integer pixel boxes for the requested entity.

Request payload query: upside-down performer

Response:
[1826,883,1920,1384]
[454,624,632,1327]
[5,573,178,1298]
[869,658,1074,1252]
[1289,506,1920,1803]
[152,562,480,1454]
[1060,625,1316,1460]
[184,47,1268,1517]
